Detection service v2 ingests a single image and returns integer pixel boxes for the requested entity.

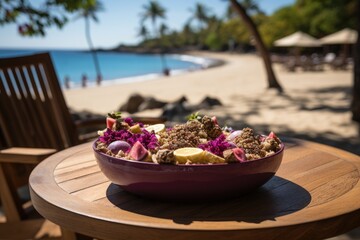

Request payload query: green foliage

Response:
[187,112,202,121]
[108,111,122,120]
[4,0,356,51]
[0,0,102,36]
[205,32,223,51]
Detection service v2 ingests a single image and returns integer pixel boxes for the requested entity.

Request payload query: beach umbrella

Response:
[320,28,358,60]
[320,28,358,45]
[274,31,321,47]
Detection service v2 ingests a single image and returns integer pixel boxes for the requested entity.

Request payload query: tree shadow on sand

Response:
[207,86,360,155]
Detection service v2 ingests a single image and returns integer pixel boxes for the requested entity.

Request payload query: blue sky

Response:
[0,0,294,50]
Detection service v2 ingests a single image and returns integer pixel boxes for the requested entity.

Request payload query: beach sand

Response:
[64,51,359,156]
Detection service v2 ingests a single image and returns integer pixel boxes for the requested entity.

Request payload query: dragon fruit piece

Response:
[268,131,280,143]
[232,148,246,162]
[211,116,218,125]
[129,141,148,161]
[108,140,131,154]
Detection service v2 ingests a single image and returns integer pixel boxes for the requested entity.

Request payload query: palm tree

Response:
[189,3,211,31]
[80,1,103,85]
[141,0,169,75]
[138,24,149,42]
[188,3,211,49]
[230,0,283,92]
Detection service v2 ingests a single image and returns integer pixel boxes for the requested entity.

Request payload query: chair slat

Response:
[1,69,30,146]
[32,64,65,149]
[17,67,47,147]
[12,67,43,147]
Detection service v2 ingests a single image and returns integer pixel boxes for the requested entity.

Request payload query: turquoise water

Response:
[0,49,202,87]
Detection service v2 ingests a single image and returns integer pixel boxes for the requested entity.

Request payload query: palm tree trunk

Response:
[152,20,168,75]
[85,16,102,81]
[230,0,283,92]
[351,1,360,122]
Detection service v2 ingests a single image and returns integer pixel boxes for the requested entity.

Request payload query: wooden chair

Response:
[0,52,165,239]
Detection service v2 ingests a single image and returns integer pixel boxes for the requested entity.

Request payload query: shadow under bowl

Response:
[93,141,284,201]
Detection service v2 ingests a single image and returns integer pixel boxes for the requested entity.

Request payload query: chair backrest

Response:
[0,52,79,150]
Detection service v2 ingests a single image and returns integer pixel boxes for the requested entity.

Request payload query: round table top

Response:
[29,138,360,240]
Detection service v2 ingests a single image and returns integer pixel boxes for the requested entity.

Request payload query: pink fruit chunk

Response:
[268,131,280,143]
[211,116,218,125]
[108,140,131,154]
[129,141,148,161]
[106,117,116,129]
[268,131,277,139]
[232,148,246,162]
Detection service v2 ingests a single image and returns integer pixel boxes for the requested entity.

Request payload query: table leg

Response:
[61,227,77,240]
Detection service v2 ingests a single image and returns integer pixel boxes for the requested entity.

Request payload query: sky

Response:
[0,0,295,50]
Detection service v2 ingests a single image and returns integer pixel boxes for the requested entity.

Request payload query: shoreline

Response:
[64,53,226,89]
[0,49,225,90]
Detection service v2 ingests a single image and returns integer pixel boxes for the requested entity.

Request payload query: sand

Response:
[63,51,359,155]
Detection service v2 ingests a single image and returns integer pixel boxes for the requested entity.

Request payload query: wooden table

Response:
[29,138,360,240]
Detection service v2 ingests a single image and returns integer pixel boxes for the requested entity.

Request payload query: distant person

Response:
[96,74,102,86]
[81,74,87,88]
[64,76,70,89]
[163,68,170,76]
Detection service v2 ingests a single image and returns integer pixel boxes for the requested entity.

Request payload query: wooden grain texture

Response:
[29,139,360,240]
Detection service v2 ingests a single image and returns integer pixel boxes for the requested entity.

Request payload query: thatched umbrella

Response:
[274,31,321,69]
[320,28,358,60]
[274,31,321,48]
[320,28,357,45]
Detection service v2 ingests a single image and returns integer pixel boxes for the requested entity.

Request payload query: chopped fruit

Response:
[106,117,116,129]
[108,140,131,154]
[173,147,204,164]
[226,130,243,141]
[129,124,142,133]
[211,116,218,125]
[129,141,148,161]
[202,151,225,164]
[232,148,246,162]
[268,131,281,143]
[145,123,165,133]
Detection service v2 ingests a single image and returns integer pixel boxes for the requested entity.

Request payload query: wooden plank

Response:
[57,171,109,193]
[54,160,98,175]
[55,164,101,183]
[56,151,95,169]
[72,181,112,202]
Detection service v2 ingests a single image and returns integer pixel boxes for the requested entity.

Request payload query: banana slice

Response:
[145,123,165,133]
[173,147,204,164]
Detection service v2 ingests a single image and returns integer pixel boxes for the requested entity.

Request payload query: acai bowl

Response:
[93,112,284,201]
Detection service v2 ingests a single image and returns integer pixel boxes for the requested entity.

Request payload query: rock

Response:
[119,93,145,114]
[138,97,167,111]
[198,96,222,109]
[161,96,191,121]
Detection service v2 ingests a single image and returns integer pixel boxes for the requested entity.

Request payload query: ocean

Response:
[0,49,206,88]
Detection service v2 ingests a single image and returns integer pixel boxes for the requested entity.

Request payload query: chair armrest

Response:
[0,148,57,164]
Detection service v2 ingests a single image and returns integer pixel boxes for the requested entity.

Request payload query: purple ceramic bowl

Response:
[93,141,284,201]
